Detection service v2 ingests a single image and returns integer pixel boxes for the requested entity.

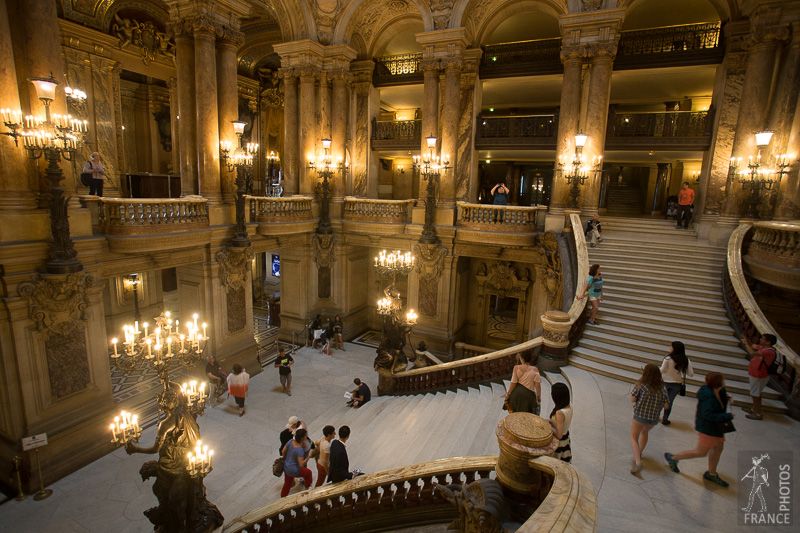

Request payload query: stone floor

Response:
[0,343,798,532]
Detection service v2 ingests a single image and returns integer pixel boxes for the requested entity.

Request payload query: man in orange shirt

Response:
[676,181,695,229]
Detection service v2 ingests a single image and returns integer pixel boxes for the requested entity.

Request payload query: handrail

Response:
[247,195,313,222]
[343,197,414,223]
[223,455,596,533]
[98,197,209,233]
[456,202,545,232]
[388,213,589,394]
[728,223,799,372]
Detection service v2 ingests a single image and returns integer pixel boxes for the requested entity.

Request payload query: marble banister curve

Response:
[728,222,799,372]
[343,197,414,223]
[387,213,589,395]
[222,455,597,533]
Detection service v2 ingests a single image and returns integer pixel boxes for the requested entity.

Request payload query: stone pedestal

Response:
[539,310,571,371]
[495,413,558,494]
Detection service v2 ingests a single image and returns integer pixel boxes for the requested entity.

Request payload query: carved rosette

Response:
[216,247,253,293]
[312,234,337,268]
[19,273,94,338]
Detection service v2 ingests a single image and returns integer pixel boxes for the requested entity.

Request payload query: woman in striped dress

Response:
[227,364,250,416]
[549,383,573,462]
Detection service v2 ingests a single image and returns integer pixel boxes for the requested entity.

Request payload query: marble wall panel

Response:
[705,69,745,215]
[419,277,438,318]
[353,84,369,197]
[89,56,119,189]
[227,286,246,333]
[44,326,90,398]
[456,79,476,201]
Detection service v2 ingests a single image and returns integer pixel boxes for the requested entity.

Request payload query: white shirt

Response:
[660,356,695,383]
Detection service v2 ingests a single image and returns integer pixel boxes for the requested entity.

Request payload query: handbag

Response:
[80,162,93,187]
[309,440,320,460]
[716,396,736,434]
[272,456,285,477]
[679,371,687,397]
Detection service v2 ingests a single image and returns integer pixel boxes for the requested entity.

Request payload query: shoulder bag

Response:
[715,396,736,434]
[272,456,284,477]
[679,370,687,397]
[80,162,93,187]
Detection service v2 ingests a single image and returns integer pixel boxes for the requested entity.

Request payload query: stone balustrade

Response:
[456,202,545,232]
[223,455,597,533]
[343,197,414,223]
[727,223,799,418]
[98,197,209,235]
[747,221,800,270]
[247,195,313,223]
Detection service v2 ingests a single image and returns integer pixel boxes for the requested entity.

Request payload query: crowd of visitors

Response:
[310,314,346,355]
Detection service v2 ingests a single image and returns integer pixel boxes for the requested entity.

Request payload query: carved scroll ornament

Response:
[413,243,448,281]
[216,247,253,292]
[313,233,337,268]
[19,273,94,338]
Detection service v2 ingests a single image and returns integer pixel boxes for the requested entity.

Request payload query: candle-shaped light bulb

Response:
[143,322,149,337]
[180,334,185,351]
[202,323,207,339]
[110,423,117,441]
[112,338,119,357]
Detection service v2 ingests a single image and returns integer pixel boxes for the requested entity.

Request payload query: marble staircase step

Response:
[568,356,786,412]
[598,277,724,298]
[390,390,461,470]
[465,384,506,457]
[598,270,722,291]
[603,226,699,238]
[600,285,724,307]
[597,306,733,332]
[583,325,744,357]
[598,291,727,316]
[575,338,748,371]
[597,238,727,256]
[589,249,725,268]
[598,507,723,533]
[598,316,738,346]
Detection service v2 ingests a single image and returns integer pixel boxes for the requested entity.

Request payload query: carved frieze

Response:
[112,14,175,66]
[19,272,94,338]
[216,247,253,293]
[312,233,337,268]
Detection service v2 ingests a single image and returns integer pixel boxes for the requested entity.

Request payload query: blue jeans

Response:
[663,382,682,422]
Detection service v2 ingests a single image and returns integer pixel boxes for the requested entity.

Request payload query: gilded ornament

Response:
[216,247,253,292]
[19,273,94,338]
[313,233,337,268]
[413,242,447,281]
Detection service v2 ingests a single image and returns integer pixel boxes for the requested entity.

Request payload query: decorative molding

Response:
[111,14,175,66]
[312,233,337,268]
[19,272,94,338]
[413,243,448,281]
[216,247,253,293]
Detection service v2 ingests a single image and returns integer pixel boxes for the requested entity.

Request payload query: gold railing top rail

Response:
[728,222,799,371]
[457,202,548,211]
[613,110,708,116]
[344,197,415,204]
[223,455,593,533]
[568,213,590,323]
[246,195,312,202]
[100,197,208,204]
[752,220,800,232]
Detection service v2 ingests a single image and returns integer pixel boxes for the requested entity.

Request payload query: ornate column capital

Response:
[560,43,588,63]
[296,66,318,80]
[441,56,463,73]
[587,40,618,61]
[190,15,220,38]
[278,66,298,81]
[747,24,791,49]
[218,25,244,47]
[420,58,441,73]
[329,69,354,85]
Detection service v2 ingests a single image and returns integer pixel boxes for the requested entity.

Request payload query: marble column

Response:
[12,0,73,204]
[173,27,199,195]
[456,66,479,202]
[298,68,317,195]
[0,0,35,210]
[331,71,350,200]
[440,58,462,207]
[168,77,180,176]
[775,89,800,220]
[580,45,616,213]
[420,60,440,199]
[722,29,784,217]
[352,75,372,197]
[551,49,585,211]
[281,69,299,195]
[193,20,221,203]
[88,56,122,198]
[216,30,242,205]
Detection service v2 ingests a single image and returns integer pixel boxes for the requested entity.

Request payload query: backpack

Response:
[760,347,785,376]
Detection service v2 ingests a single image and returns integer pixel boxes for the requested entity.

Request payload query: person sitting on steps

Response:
[585,214,602,247]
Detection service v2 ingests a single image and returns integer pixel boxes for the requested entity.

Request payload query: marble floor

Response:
[1,343,798,532]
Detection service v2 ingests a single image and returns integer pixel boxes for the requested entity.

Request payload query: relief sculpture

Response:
[112,14,175,66]
[216,247,252,333]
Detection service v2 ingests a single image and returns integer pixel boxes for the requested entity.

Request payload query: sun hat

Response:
[286,416,299,429]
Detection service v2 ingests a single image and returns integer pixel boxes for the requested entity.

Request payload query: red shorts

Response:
[697,432,725,448]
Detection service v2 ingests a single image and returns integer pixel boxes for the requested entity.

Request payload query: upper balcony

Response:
[474,114,558,150]
[371,117,422,151]
[615,22,724,70]
[479,38,563,79]
[373,53,423,87]
[605,109,713,150]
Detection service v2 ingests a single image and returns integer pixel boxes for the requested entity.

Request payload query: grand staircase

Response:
[569,217,786,413]
[605,186,644,217]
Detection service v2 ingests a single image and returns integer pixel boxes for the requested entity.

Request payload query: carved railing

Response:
[480,38,563,77]
[726,223,799,403]
[371,118,422,150]
[454,342,494,360]
[343,197,414,223]
[247,196,313,223]
[747,221,800,270]
[389,214,588,395]
[456,203,545,233]
[616,22,725,69]
[98,197,209,235]
[373,53,423,86]
[475,115,558,149]
[224,455,596,533]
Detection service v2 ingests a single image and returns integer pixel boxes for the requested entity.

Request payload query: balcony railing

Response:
[480,38,562,78]
[373,53,423,86]
[343,197,414,223]
[371,118,422,151]
[747,221,800,270]
[98,197,209,235]
[605,110,713,150]
[616,22,724,69]
[475,114,558,149]
[247,196,313,223]
[457,203,544,233]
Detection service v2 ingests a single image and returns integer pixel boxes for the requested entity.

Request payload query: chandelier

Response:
[413,134,450,244]
[556,132,602,209]
[374,249,418,327]
[728,131,791,219]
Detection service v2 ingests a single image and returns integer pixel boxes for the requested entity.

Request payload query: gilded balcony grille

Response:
[605,110,713,150]
[480,38,562,77]
[373,53,423,86]
[371,118,422,150]
[474,115,558,149]
[616,22,724,69]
